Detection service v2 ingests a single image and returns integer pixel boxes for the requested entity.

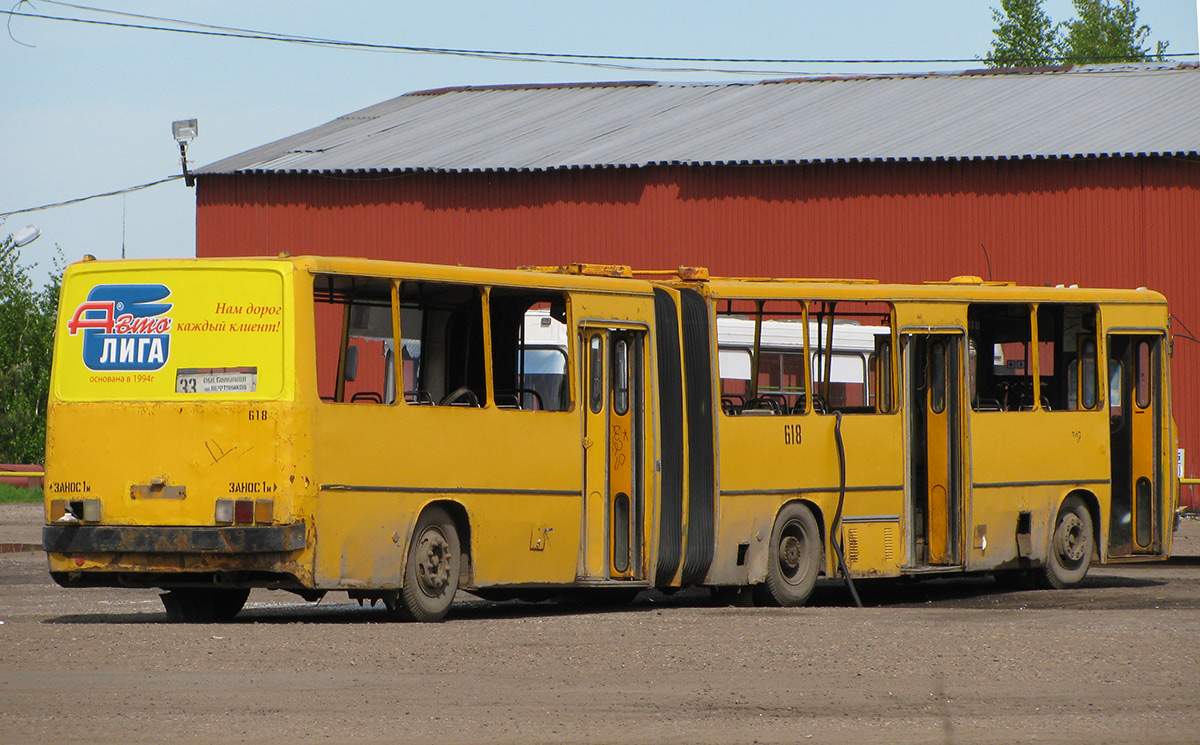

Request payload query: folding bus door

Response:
[904,333,964,567]
[580,326,646,581]
[1107,334,1165,556]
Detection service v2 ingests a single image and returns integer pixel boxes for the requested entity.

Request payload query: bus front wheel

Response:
[756,503,821,607]
[400,506,461,622]
[1038,496,1094,589]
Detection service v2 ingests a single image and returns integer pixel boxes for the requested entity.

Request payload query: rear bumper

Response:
[43,522,306,554]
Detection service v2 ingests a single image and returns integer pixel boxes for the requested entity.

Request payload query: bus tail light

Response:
[234,500,254,524]
[254,499,274,524]
[81,499,101,522]
[216,499,274,524]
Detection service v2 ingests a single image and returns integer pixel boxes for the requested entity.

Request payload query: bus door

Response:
[903,332,964,567]
[1107,334,1164,555]
[580,326,646,581]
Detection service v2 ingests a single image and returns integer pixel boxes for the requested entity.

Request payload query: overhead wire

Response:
[0,176,182,218]
[3,1,1194,76]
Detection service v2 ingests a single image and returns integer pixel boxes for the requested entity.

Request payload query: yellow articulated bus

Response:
[43,256,1177,621]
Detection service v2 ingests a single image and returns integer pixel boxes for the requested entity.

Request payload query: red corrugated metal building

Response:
[194,65,1200,506]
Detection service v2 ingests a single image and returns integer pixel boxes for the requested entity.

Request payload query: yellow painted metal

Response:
[42,255,1177,603]
[841,521,900,575]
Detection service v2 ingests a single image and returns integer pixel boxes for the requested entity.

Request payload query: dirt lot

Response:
[2,503,1199,745]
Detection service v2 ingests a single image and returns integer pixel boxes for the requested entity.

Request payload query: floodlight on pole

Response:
[13,224,40,248]
[172,118,198,187]
[1,224,40,262]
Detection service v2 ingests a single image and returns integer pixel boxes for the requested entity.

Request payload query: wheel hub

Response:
[415,529,451,597]
[1058,514,1086,562]
[780,534,803,571]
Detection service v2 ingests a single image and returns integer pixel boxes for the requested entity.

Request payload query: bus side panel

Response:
[712,412,906,584]
[966,409,1110,570]
[309,405,582,589]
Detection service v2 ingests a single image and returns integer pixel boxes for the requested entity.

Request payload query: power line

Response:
[5,3,1195,75]
[0,7,810,75]
[0,176,182,218]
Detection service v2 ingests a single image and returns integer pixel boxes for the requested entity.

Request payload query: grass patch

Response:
[0,483,43,504]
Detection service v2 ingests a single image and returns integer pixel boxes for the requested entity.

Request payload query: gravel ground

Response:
[1,504,1198,745]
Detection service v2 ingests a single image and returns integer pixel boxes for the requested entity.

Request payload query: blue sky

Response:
[2,1,1196,284]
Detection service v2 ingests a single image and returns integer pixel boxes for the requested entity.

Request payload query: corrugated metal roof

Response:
[198,63,1200,175]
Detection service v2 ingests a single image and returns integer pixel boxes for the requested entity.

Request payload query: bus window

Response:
[589,334,604,414]
[717,348,752,413]
[811,352,868,408]
[870,333,895,414]
[1038,304,1099,411]
[929,340,947,414]
[715,299,807,415]
[809,299,894,415]
[490,289,570,411]
[1080,338,1098,409]
[968,303,1034,412]
[612,338,630,415]
[399,280,485,407]
[313,274,395,404]
[1109,359,1124,421]
[758,349,807,412]
[1136,341,1152,409]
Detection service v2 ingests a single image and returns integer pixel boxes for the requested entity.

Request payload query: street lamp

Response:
[0,224,40,262]
[172,118,198,187]
[13,224,40,248]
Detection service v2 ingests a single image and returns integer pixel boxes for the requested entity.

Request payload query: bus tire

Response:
[401,506,461,622]
[1038,496,1094,589]
[211,588,251,620]
[161,587,249,622]
[757,502,821,607]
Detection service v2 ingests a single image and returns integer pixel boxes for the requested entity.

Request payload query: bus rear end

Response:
[43,258,310,620]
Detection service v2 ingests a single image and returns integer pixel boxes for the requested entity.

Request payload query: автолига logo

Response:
[66,284,174,371]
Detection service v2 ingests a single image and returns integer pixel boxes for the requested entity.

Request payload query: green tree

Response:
[1060,0,1168,63]
[0,235,62,464]
[986,0,1058,67]
[985,0,1169,67]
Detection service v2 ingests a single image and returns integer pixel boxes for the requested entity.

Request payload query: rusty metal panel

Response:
[42,522,307,554]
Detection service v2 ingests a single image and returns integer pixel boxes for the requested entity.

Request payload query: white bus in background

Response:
[715,316,890,415]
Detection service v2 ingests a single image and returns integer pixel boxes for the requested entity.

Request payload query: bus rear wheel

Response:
[756,503,821,607]
[1038,496,1094,589]
[161,587,250,622]
[400,506,461,622]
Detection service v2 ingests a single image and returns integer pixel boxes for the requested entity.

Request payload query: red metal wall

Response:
[196,157,1200,506]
